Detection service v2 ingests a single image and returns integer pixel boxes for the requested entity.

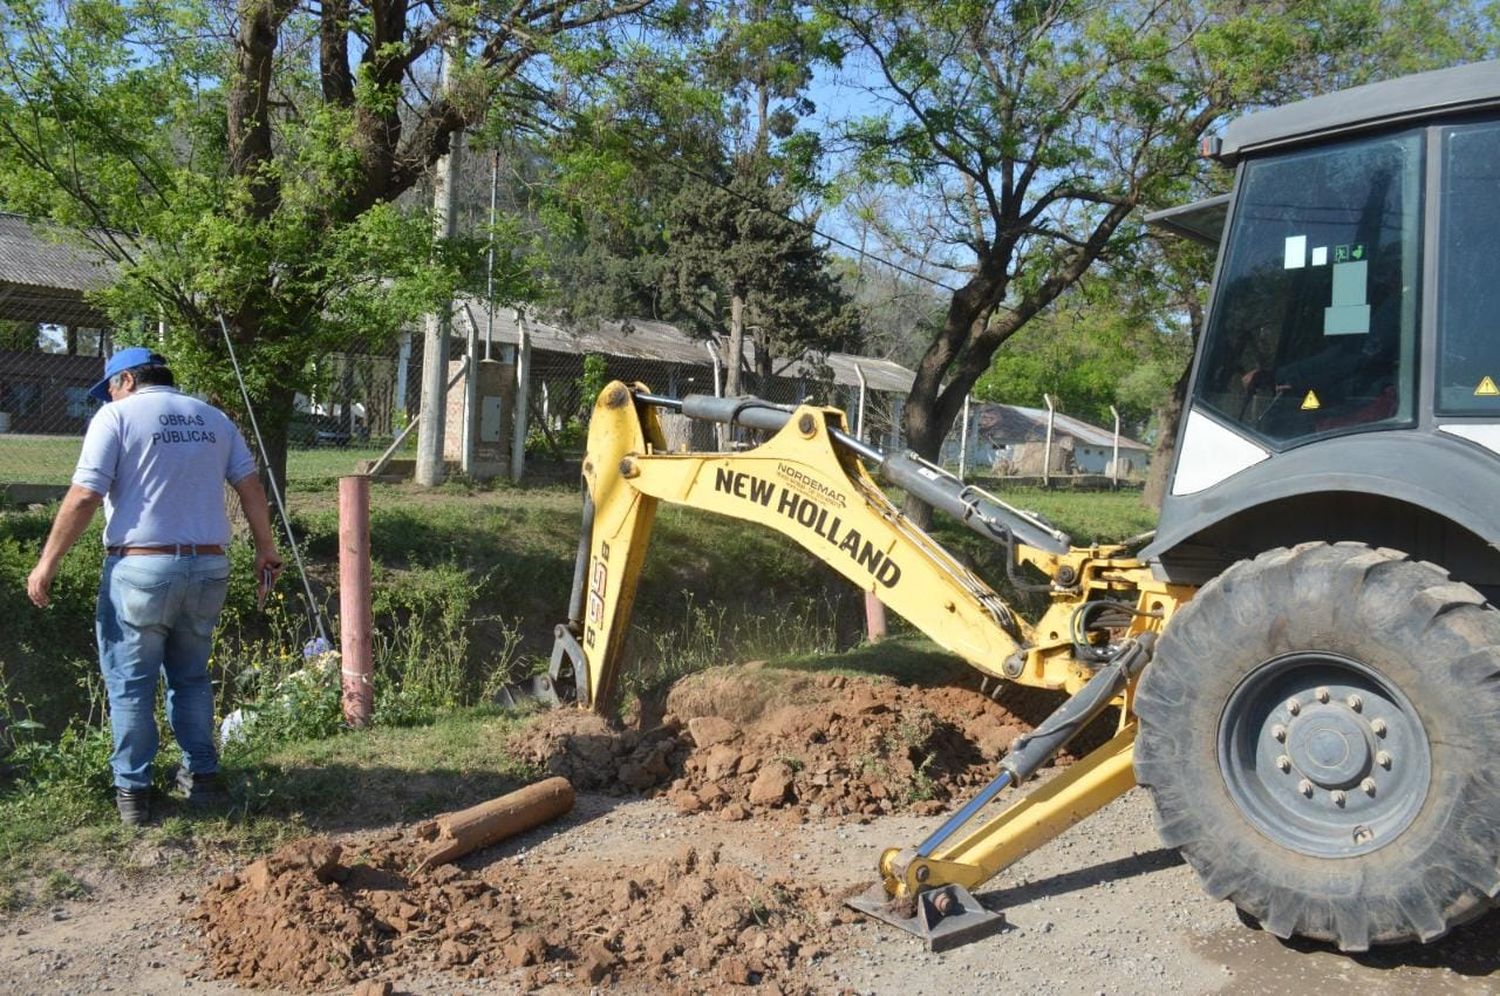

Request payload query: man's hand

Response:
[27,562,56,608]
[27,484,103,610]
[255,546,284,609]
[255,547,284,578]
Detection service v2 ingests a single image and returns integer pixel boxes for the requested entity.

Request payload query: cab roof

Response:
[1218,60,1500,165]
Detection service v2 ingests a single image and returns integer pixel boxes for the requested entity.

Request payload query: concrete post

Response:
[1109,404,1121,488]
[415,48,461,487]
[1043,394,1056,488]
[511,307,530,482]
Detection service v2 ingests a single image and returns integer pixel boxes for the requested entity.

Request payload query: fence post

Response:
[1109,404,1121,489]
[511,307,530,482]
[959,393,971,479]
[339,475,373,728]
[1043,393,1056,488]
[854,363,868,440]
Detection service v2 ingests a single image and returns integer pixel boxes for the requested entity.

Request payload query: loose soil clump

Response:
[510,670,1111,821]
[193,831,838,993]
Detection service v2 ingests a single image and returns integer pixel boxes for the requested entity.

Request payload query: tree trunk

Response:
[1144,296,1204,511]
[899,288,989,527]
[257,383,294,506]
[725,290,746,397]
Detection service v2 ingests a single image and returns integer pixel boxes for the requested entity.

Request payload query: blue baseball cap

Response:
[89,346,167,403]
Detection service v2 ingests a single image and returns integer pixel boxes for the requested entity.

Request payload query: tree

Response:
[0,0,652,491]
[973,278,1191,438]
[543,0,857,394]
[818,0,1481,521]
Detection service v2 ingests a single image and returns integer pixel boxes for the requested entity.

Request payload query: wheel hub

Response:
[1218,652,1431,858]
[1285,703,1373,789]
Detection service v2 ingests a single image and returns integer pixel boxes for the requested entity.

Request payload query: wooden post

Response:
[339,475,373,727]
[418,777,575,868]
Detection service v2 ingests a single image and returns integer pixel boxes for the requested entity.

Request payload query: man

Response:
[25,347,283,826]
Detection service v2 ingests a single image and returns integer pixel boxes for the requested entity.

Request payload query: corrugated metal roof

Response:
[0,213,117,294]
[457,296,917,394]
[974,402,1149,452]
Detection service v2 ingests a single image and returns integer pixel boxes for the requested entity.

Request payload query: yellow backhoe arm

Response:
[546,382,1192,949]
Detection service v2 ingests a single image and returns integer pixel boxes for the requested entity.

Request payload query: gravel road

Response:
[2,785,1496,995]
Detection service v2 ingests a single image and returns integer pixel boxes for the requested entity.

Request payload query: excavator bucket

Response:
[845,882,1004,952]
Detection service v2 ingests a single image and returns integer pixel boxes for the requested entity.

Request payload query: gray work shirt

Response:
[72,385,258,548]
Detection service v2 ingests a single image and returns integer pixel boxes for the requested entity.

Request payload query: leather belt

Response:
[107,544,226,556]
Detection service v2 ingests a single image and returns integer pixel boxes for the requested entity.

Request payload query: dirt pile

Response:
[510,670,1108,821]
[509,709,692,792]
[193,831,840,993]
[666,674,1031,819]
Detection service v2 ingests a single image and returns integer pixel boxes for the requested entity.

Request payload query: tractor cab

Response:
[1146,60,1500,595]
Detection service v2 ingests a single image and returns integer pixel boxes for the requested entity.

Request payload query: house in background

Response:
[944,402,1152,479]
[0,213,119,436]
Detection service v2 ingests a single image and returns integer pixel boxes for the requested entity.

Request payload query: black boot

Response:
[174,766,229,807]
[115,788,151,826]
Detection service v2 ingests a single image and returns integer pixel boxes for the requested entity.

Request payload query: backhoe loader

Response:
[547,60,1500,952]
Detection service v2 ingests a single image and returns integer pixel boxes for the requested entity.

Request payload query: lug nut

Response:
[1287,699,1301,716]
[1316,687,1330,704]
[1361,777,1377,796]
[1376,750,1393,769]
[1332,790,1347,806]
[1298,779,1314,797]
[1276,755,1292,773]
[1346,694,1363,712]
[1371,718,1388,737]
[1272,724,1288,742]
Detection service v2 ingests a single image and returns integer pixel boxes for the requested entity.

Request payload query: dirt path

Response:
[2,787,1496,995]
[4,670,1498,994]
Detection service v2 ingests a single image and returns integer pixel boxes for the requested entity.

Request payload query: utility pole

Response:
[415,48,461,487]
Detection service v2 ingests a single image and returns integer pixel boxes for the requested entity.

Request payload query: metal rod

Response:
[565,489,597,627]
[916,770,1015,858]
[215,315,329,646]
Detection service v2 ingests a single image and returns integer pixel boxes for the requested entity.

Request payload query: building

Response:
[0,213,120,435]
[945,401,1151,478]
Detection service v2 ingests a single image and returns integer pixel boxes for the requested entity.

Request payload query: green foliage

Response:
[814,0,1496,461]
[973,281,1193,438]
[0,0,647,485]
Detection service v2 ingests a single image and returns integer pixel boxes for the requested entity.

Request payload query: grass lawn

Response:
[0,705,542,910]
[0,435,395,487]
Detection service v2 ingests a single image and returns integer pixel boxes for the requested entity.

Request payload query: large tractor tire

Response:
[1134,542,1500,950]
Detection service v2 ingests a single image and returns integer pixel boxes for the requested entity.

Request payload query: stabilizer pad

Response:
[845,882,1005,952]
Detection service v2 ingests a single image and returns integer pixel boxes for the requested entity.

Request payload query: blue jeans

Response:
[96,553,231,790]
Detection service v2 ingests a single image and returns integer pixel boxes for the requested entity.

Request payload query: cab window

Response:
[1437,121,1500,414]
[1195,132,1422,446]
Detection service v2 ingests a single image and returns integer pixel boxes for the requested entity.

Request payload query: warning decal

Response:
[1301,390,1321,411]
[1476,376,1500,397]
